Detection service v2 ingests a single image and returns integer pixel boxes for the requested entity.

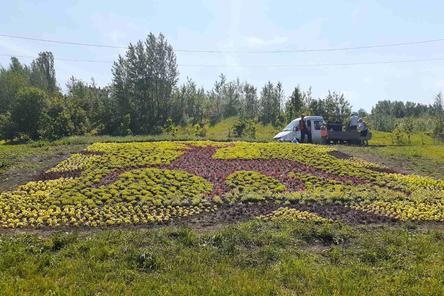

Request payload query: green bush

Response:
[230,118,256,138]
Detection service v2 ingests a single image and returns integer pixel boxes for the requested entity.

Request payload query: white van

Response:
[273,116,325,144]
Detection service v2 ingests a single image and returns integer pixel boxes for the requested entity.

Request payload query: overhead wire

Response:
[1,53,444,68]
[1,33,444,54]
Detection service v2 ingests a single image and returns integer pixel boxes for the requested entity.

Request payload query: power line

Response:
[2,53,444,68]
[0,54,113,64]
[1,33,444,54]
[0,34,125,49]
[181,57,444,67]
[176,39,444,54]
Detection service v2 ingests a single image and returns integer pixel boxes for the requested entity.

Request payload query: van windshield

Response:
[283,120,299,131]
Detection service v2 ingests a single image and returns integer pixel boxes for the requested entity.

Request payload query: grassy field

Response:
[0,222,443,295]
[335,130,444,178]
[339,144,444,179]
[173,116,281,141]
[204,116,281,140]
[368,130,437,146]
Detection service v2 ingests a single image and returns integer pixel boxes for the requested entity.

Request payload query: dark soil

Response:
[182,202,281,227]
[78,150,104,156]
[328,150,353,160]
[291,202,396,224]
[366,166,403,174]
[328,148,404,174]
[0,144,86,191]
[180,200,396,227]
[36,170,81,181]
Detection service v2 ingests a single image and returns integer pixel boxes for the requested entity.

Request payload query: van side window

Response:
[314,120,321,130]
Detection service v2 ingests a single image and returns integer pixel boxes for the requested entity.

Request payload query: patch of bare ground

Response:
[0,144,86,191]
[330,147,407,174]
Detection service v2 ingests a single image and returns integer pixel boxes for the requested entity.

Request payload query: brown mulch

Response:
[366,166,404,174]
[36,170,81,181]
[291,202,396,224]
[78,150,104,156]
[328,149,404,174]
[180,200,396,227]
[327,150,353,160]
[182,202,281,227]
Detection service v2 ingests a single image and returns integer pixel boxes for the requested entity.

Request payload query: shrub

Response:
[230,118,256,138]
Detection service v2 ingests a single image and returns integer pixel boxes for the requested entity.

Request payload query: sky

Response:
[1,0,444,111]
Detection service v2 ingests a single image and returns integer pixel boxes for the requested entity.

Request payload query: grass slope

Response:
[205,116,281,140]
[0,222,443,295]
[369,130,436,146]
[175,116,280,141]
[339,144,444,179]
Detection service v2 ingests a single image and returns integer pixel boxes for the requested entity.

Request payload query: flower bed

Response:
[0,141,443,228]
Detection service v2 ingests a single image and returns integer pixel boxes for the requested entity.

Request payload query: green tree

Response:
[163,118,178,136]
[398,118,415,144]
[323,91,351,123]
[230,118,256,138]
[222,78,242,118]
[259,81,282,125]
[40,96,90,140]
[207,74,244,123]
[4,87,49,140]
[370,99,433,132]
[207,74,226,125]
[30,52,58,94]
[0,57,31,114]
[392,124,405,144]
[66,76,110,133]
[307,99,325,117]
[432,93,444,140]
[171,78,207,125]
[285,86,304,122]
[111,33,178,134]
[242,83,258,119]
[357,108,368,119]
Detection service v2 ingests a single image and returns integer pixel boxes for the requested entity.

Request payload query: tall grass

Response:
[0,221,443,295]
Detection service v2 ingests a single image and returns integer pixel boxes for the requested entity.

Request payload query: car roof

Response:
[291,116,324,121]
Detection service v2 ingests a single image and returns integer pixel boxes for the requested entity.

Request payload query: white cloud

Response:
[245,35,288,47]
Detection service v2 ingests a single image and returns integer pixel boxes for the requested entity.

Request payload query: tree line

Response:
[0,33,442,142]
[369,98,443,137]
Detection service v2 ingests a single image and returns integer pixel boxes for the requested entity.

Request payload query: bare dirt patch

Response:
[0,144,86,191]
[179,201,395,228]
[327,150,353,160]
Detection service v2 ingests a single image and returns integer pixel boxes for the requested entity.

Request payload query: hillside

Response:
[174,116,281,141]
